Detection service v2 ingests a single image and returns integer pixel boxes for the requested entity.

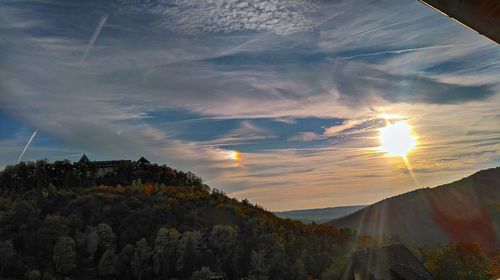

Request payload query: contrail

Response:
[340,44,456,59]
[17,130,38,164]
[79,14,108,63]
[15,15,108,164]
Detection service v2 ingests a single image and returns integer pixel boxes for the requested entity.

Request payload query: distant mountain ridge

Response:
[326,167,500,247]
[274,205,366,224]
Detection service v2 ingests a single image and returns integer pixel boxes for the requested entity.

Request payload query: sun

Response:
[378,121,416,157]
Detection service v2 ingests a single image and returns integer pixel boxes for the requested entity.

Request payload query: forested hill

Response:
[0,160,357,280]
[0,159,204,194]
[327,167,500,248]
[1,160,496,280]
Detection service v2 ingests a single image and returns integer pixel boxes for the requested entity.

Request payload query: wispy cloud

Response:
[339,44,457,59]
[0,0,498,210]
[80,14,108,63]
[117,0,319,35]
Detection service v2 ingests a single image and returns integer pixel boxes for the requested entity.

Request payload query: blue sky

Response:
[0,0,499,210]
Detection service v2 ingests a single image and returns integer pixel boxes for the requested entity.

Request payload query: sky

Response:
[0,0,499,211]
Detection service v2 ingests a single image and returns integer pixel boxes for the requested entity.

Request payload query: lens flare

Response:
[378,121,416,157]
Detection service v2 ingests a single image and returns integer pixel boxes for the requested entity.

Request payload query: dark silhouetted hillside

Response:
[1,159,497,279]
[0,159,356,280]
[327,167,500,247]
[275,205,366,224]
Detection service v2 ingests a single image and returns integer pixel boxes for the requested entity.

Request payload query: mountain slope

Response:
[274,205,366,224]
[0,159,355,280]
[326,167,500,247]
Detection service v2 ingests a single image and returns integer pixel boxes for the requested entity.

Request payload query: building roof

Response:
[93,160,129,168]
[342,243,434,280]
[75,155,130,168]
[419,0,500,44]
[78,154,90,163]
[137,156,150,164]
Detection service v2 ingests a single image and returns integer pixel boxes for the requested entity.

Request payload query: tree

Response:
[321,253,349,280]
[117,244,135,278]
[25,270,41,280]
[209,225,237,256]
[52,236,76,274]
[209,225,238,274]
[131,179,143,190]
[97,223,116,252]
[131,238,153,279]
[44,215,69,237]
[426,242,491,280]
[177,231,203,277]
[191,266,215,280]
[250,250,269,280]
[153,228,180,278]
[0,241,23,278]
[99,248,118,277]
[85,226,99,261]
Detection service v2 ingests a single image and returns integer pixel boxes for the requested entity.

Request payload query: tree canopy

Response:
[0,160,496,279]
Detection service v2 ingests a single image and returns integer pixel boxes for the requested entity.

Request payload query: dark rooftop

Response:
[76,155,149,168]
[78,154,90,164]
[343,243,434,280]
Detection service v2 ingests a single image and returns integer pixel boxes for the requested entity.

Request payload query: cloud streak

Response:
[339,44,457,59]
[0,0,498,210]
[17,130,37,163]
[80,14,108,63]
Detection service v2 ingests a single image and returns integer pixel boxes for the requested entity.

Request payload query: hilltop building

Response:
[137,156,150,165]
[76,154,149,176]
[342,243,434,280]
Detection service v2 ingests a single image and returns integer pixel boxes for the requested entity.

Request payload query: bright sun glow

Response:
[224,150,240,161]
[378,121,416,157]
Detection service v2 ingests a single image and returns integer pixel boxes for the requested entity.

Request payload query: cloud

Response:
[288,132,321,142]
[324,119,370,137]
[339,44,456,60]
[0,0,499,210]
[116,0,319,35]
[80,14,108,63]
[199,121,277,146]
[326,60,496,105]
[226,121,275,140]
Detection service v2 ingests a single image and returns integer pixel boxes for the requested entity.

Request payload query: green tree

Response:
[131,179,143,190]
[0,241,23,278]
[52,236,76,274]
[426,243,491,280]
[117,244,135,278]
[153,228,180,278]
[209,225,237,257]
[190,266,215,280]
[85,226,99,261]
[97,223,116,252]
[44,214,70,237]
[177,231,203,277]
[250,250,269,280]
[25,270,41,280]
[131,238,152,279]
[99,248,118,277]
[209,225,238,274]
